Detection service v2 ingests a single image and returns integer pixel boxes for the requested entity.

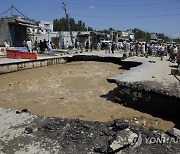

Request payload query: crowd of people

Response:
[72,40,180,63]
[4,38,55,54]
[3,38,180,64]
[22,37,55,54]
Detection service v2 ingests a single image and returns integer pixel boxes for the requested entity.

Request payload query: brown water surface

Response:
[0,61,173,131]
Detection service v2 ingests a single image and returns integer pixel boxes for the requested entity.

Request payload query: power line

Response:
[32,3,61,20]
[67,1,180,16]
[67,0,179,8]
[33,5,60,20]
[0,7,11,16]
[0,5,30,19]
[13,5,29,19]
[70,12,180,19]
[68,5,180,15]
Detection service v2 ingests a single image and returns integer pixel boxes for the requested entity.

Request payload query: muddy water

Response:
[0,61,173,131]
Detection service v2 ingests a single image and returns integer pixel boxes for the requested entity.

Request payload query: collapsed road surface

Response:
[0,61,173,130]
[108,56,180,129]
[0,55,180,153]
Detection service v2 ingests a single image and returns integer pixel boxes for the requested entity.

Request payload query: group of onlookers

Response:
[23,37,55,54]
[94,41,180,63]
[63,39,180,64]
[4,38,55,54]
[3,38,180,64]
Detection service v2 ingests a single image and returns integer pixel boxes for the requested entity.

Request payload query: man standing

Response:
[112,42,115,54]
[66,41,69,49]
[177,45,180,64]
[34,37,38,53]
[48,42,53,54]
[135,41,139,56]
[43,39,47,51]
[85,41,89,52]
[27,39,32,52]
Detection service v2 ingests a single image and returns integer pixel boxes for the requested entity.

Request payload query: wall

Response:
[9,24,26,47]
[0,18,9,46]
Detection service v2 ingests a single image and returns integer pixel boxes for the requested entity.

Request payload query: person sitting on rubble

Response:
[4,39,10,49]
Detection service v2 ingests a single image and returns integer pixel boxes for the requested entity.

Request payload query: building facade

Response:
[0,17,38,47]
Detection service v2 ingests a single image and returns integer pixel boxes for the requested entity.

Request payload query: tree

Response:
[132,28,148,41]
[132,28,169,42]
[156,33,170,42]
[73,20,87,31]
[87,27,93,31]
[97,28,113,34]
[53,17,92,31]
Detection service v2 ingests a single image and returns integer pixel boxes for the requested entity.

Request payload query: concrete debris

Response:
[0,108,179,153]
[24,127,33,134]
[167,128,180,138]
[16,109,29,114]
[112,119,129,131]
[110,128,133,151]
[143,121,147,126]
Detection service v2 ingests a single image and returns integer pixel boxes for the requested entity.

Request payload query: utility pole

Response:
[62,2,74,47]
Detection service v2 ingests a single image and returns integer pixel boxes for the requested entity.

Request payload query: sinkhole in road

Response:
[0,60,174,131]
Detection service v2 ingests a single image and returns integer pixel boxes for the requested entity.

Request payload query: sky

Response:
[0,0,180,38]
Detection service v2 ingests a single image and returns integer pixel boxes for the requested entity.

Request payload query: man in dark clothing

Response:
[43,39,47,51]
[112,42,115,54]
[90,42,93,52]
[85,41,89,52]
[39,40,44,53]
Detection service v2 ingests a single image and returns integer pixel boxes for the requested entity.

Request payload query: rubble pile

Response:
[1,109,178,153]
[35,117,180,153]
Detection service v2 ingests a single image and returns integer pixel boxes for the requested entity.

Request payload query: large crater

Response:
[0,61,173,131]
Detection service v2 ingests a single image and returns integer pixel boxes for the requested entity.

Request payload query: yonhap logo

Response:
[145,136,180,144]
[128,132,180,150]
[128,133,142,149]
